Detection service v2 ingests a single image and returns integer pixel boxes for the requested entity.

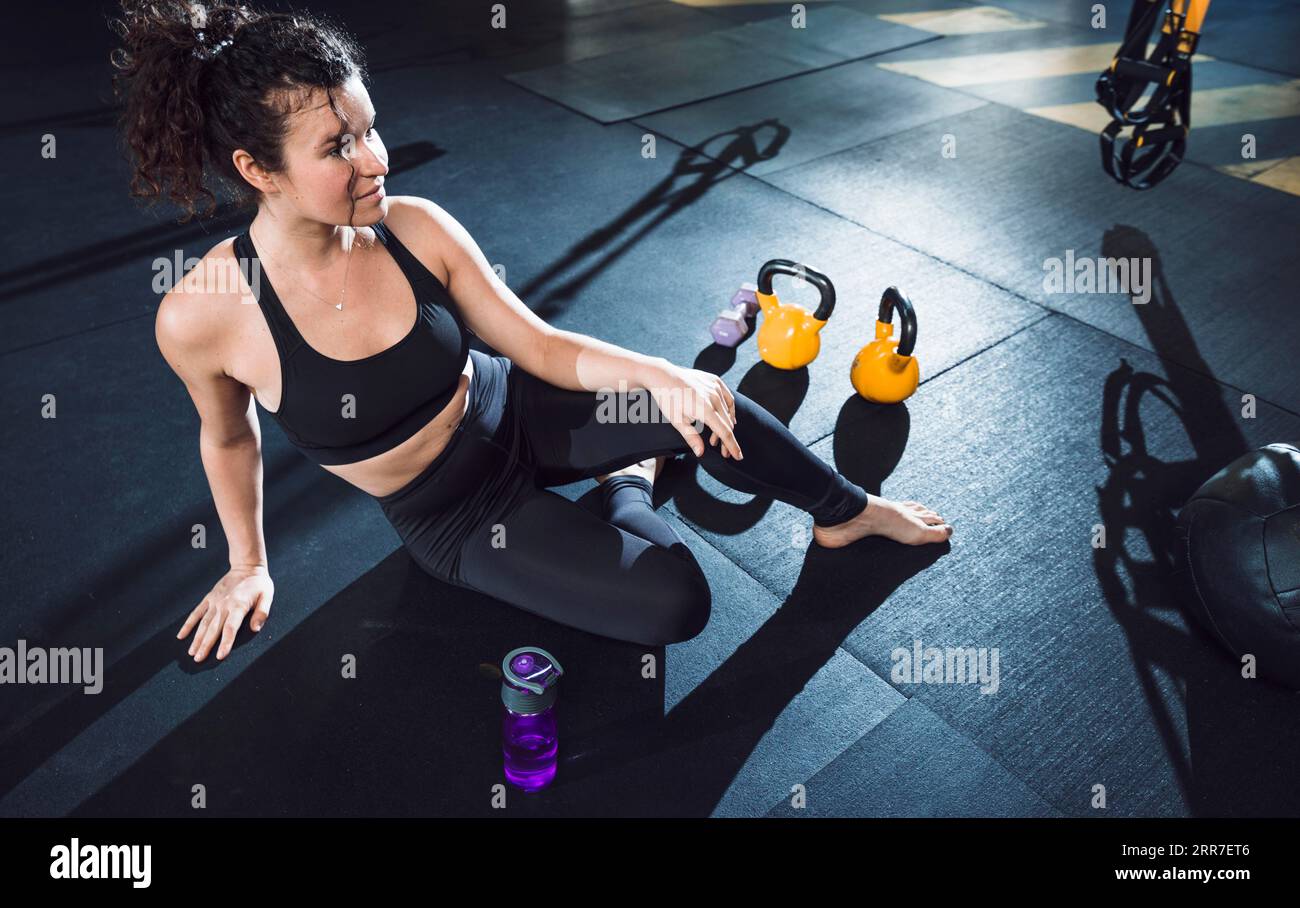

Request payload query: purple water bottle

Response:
[500,646,564,792]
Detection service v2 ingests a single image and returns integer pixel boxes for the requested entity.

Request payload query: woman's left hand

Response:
[642,361,742,460]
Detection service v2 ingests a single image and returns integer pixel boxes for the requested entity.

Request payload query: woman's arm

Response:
[543,328,667,395]
[390,196,740,458]
[156,289,267,568]
[156,284,274,661]
[545,333,743,460]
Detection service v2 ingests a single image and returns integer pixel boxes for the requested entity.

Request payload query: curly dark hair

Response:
[109,0,367,222]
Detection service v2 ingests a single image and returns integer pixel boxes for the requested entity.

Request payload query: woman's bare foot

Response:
[596,455,668,486]
[812,495,952,548]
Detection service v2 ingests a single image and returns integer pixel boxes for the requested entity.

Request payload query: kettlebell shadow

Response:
[669,359,810,535]
[832,396,911,497]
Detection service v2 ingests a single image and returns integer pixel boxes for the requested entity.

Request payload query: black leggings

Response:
[376,348,869,645]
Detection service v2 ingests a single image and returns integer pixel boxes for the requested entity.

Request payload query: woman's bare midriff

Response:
[317,352,475,498]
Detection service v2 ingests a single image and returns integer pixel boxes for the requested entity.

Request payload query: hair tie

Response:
[191,29,234,60]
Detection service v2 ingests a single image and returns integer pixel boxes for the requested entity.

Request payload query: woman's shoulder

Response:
[380,196,454,287]
[381,194,448,243]
[162,234,251,301]
[155,235,249,356]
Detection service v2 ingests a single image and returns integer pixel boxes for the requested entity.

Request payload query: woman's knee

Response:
[637,556,712,645]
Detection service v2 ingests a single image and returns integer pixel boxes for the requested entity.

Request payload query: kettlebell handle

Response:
[757,259,836,322]
[878,287,917,358]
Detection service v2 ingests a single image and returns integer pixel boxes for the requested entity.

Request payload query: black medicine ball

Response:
[1176,443,1300,689]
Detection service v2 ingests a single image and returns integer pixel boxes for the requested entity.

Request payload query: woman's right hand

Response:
[178,565,275,663]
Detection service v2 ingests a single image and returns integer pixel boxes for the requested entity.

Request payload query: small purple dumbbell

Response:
[710,282,761,347]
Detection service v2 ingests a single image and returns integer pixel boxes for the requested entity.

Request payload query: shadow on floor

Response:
[63,487,944,817]
[515,119,791,319]
[672,342,908,535]
[519,534,947,816]
[1093,224,1300,817]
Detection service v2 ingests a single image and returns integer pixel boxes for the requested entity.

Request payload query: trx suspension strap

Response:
[1094,0,1211,190]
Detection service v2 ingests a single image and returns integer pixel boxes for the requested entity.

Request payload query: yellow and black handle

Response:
[753,259,836,370]
[1094,0,1212,190]
[756,259,836,322]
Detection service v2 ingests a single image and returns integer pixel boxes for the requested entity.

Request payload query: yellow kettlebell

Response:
[754,259,836,370]
[850,287,919,404]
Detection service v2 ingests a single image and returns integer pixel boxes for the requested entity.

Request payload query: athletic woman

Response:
[110,1,951,661]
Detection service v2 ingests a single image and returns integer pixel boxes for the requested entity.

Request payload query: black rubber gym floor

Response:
[2,0,1298,818]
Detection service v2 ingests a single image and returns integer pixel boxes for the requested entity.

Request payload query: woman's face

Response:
[270,73,389,227]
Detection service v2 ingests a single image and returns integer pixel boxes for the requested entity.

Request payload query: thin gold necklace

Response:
[250,223,359,311]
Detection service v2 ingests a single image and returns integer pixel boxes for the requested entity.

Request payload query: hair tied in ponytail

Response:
[111,0,366,222]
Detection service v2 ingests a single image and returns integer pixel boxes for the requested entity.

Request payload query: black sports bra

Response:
[234,221,471,466]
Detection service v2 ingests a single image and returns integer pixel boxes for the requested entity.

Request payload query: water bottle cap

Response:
[511,653,535,675]
[501,646,564,715]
